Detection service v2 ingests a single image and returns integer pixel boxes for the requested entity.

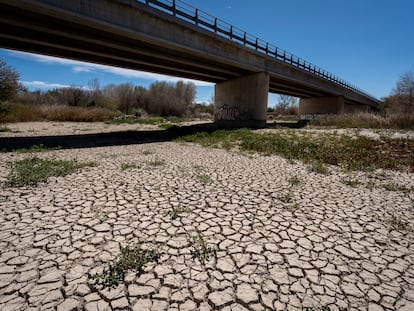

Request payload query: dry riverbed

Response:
[0,122,413,310]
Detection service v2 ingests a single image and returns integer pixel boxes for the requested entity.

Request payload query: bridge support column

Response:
[299,96,345,116]
[214,72,269,127]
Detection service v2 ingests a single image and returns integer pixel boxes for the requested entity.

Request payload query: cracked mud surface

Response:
[1,122,413,310]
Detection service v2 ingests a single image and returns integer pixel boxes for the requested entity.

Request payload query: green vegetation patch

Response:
[120,162,141,171]
[178,129,414,172]
[5,157,95,187]
[165,206,191,219]
[190,233,217,265]
[14,144,61,153]
[0,126,12,132]
[91,243,161,288]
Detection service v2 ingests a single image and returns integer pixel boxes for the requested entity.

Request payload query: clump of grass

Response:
[0,103,116,122]
[5,157,95,187]
[278,191,294,204]
[288,176,302,185]
[141,149,154,155]
[0,126,12,132]
[383,182,412,193]
[158,123,180,130]
[196,174,211,184]
[385,214,412,232]
[146,158,166,167]
[13,144,61,153]
[165,206,191,219]
[310,112,414,130]
[91,243,161,288]
[308,161,330,175]
[190,233,217,265]
[121,162,141,171]
[341,178,362,188]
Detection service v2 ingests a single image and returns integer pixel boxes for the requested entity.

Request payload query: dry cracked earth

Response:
[0,122,414,311]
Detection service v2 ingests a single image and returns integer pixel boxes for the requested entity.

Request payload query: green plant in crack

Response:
[146,158,166,167]
[196,174,211,184]
[190,233,216,265]
[385,214,412,232]
[278,191,294,204]
[141,149,154,155]
[383,182,411,193]
[165,206,191,220]
[5,157,96,187]
[91,242,161,288]
[288,175,301,186]
[121,162,141,171]
[340,178,362,188]
[308,161,330,175]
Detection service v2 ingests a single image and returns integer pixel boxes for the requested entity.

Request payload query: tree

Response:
[0,59,20,102]
[391,69,414,114]
[274,95,299,115]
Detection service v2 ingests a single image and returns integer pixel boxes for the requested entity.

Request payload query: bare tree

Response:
[274,95,299,115]
[392,69,414,114]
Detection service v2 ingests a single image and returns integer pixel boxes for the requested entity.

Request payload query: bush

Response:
[310,113,414,130]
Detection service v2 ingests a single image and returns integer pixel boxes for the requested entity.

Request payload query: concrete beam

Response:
[299,96,344,116]
[214,72,269,128]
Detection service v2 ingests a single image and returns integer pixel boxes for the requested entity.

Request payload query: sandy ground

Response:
[0,122,413,310]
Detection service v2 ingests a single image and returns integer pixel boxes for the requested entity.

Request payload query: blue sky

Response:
[1,0,413,106]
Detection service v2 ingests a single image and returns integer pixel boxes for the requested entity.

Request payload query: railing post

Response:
[195,9,198,25]
[214,18,217,33]
[145,0,149,4]
[265,43,268,55]
[243,32,246,45]
[230,25,233,39]
[255,38,258,50]
[172,0,176,16]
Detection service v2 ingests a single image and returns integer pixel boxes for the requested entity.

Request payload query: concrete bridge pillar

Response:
[214,72,269,128]
[299,96,345,116]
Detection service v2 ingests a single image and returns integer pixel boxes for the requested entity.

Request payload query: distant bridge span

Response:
[0,0,380,126]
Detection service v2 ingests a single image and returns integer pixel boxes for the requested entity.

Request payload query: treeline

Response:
[14,79,211,117]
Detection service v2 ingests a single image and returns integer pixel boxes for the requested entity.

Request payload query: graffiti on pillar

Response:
[215,105,240,121]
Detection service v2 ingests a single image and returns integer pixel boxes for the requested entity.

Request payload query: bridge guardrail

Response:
[138,0,378,102]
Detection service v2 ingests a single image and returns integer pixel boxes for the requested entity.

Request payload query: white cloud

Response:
[22,80,71,89]
[9,50,214,86]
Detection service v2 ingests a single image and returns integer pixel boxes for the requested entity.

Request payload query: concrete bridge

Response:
[0,0,380,126]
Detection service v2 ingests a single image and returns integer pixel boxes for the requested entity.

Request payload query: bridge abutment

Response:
[299,96,345,116]
[214,72,269,128]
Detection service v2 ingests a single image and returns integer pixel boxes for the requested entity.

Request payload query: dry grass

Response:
[0,103,116,123]
[310,113,414,130]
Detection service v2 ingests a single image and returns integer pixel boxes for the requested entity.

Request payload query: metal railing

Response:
[138,0,377,101]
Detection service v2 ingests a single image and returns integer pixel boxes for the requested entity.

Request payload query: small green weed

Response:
[341,178,362,188]
[5,157,95,187]
[146,158,166,167]
[278,191,294,204]
[165,206,191,219]
[383,182,411,193]
[121,162,141,171]
[91,242,160,288]
[385,214,412,232]
[288,176,301,186]
[197,174,211,184]
[308,161,330,175]
[141,149,154,155]
[158,123,180,130]
[190,233,217,265]
[14,144,61,153]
